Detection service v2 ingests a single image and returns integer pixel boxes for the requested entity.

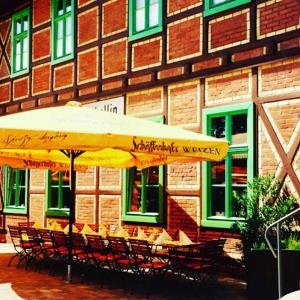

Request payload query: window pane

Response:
[16,40,21,55]
[211,187,225,217]
[232,114,247,145]
[50,188,59,208]
[149,0,159,27]
[66,0,72,12]
[22,37,28,69]
[57,39,63,57]
[145,186,159,212]
[57,20,63,39]
[50,171,59,208]
[136,0,145,9]
[57,0,64,16]
[62,187,71,208]
[16,18,22,34]
[232,186,247,218]
[18,187,26,207]
[211,160,225,184]
[232,153,247,185]
[145,167,158,185]
[130,186,142,212]
[211,117,226,139]
[213,0,228,5]
[65,17,72,55]
[136,8,145,31]
[23,15,28,31]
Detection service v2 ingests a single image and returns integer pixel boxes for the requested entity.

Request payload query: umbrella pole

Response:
[67,151,76,283]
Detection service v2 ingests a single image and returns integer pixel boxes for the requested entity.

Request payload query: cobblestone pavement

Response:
[0,246,247,300]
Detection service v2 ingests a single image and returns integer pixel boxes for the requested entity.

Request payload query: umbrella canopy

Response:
[0,102,228,282]
[0,103,228,168]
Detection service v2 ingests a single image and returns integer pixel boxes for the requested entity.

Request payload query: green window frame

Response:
[202,102,254,229]
[11,7,30,77]
[46,170,71,217]
[129,0,163,42]
[122,116,164,224]
[204,0,251,17]
[4,166,28,214]
[51,0,74,64]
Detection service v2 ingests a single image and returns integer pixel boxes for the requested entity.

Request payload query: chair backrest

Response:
[52,230,68,248]
[7,225,21,248]
[38,228,54,248]
[107,236,129,256]
[129,238,151,258]
[85,234,108,254]
[18,221,34,228]
[72,232,86,248]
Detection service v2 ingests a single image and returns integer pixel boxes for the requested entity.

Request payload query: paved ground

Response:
[0,244,247,300]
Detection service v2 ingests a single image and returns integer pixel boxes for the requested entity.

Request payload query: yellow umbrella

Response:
[0,102,228,281]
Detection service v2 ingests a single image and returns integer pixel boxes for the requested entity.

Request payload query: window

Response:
[122,116,164,223]
[129,0,163,42]
[46,170,71,216]
[202,103,254,228]
[204,0,251,17]
[11,7,30,77]
[51,0,74,64]
[4,166,28,214]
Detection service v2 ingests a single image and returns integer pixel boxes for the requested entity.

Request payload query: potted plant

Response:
[232,175,299,300]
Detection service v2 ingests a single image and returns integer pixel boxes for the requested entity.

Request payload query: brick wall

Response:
[257,0,300,39]
[167,14,202,63]
[258,57,300,97]
[102,0,127,37]
[76,195,96,224]
[205,69,251,105]
[209,10,250,52]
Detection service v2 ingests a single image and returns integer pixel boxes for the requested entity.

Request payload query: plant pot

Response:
[246,249,300,300]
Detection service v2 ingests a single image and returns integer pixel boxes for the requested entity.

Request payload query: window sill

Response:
[10,69,29,79]
[122,213,162,224]
[128,25,162,42]
[4,208,27,215]
[201,217,244,229]
[51,53,74,66]
[46,209,69,217]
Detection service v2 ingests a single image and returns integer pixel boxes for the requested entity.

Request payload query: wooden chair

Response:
[129,238,168,276]
[7,225,29,268]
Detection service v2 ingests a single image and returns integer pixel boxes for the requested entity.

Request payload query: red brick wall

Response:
[102,39,127,78]
[33,0,51,27]
[13,77,29,100]
[168,196,198,230]
[0,82,10,103]
[209,10,249,52]
[32,64,51,95]
[168,0,201,16]
[168,15,202,63]
[257,0,300,39]
[78,7,98,47]
[77,47,98,84]
[102,0,127,37]
[132,38,162,71]
[0,59,9,80]
[32,28,51,61]
[54,63,74,90]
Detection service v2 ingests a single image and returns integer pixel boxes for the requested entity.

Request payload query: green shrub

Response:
[232,175,298,255]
